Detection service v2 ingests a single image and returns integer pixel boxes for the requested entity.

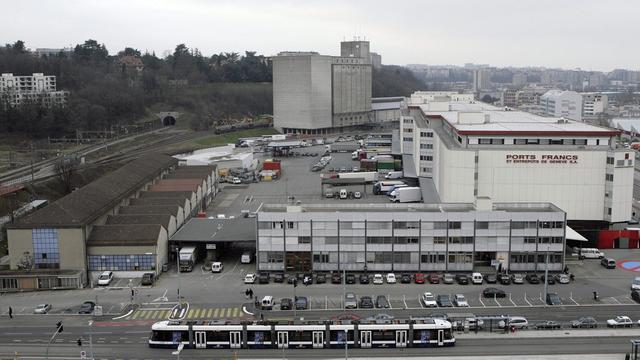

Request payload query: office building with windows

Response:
[0,72,69,108]
[400,92,634,225]
[256,201,566,273]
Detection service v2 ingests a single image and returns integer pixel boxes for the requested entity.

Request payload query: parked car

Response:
[97,271,114,286]
[483,287,506,298]
[414,273,426,284]
[346,274,356,284]
[484,274,497,284]
[359,274,370,284]
[354,191,362,199]
[506,316,529,329]
[442,273,455,284]
[541,274,555,285]
[295,296,308,310]
[511,273,524,284]
[376,295,390,308]
[141,273,155,286]
[555,274,570,284]
[274,273,285,283]
[258,273,270,284]
[535,320,561,330]
[498,273,511,285]
[607,316,633,328]
[546,292,562,305]
[345,292,358,309]
[571,317,598,328]
[280,298,293,310]
[453,294,469,307]
[359,296,374,309]
[525,273,540,284]
[78,301,96,314]
[386,273,397,284]
[437,294,453,307]
[373,274,384,284]
[471,272,483,284]
[421,292,438,307]
[244,273,257,284]
[633,290,640,303]
[400,274,412,284]
[455,274,469,285]
[303,273,313,285]
[428,273,440,284]
[331,272,342,284]
[316,273,327,284]
[34,304,52,314]
[601,258,616,269]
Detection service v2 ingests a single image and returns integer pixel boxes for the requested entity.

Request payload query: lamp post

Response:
[46,322,63,360]
[88,320,94,360]
[543,245,550,305]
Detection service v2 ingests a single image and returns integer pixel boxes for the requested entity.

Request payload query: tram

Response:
[148,318,455,350]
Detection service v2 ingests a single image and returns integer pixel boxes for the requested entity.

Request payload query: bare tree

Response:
[55,157,77,195]
[16,251,34,271]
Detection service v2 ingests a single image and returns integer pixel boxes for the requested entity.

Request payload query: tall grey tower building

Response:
[272,40,373,134]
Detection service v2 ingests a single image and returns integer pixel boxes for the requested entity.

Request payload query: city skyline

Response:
[2,0,639,72]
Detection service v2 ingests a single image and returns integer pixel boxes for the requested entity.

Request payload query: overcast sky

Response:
[2,0,638,71]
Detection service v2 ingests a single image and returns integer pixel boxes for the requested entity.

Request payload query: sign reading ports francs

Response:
[505,154,579,164]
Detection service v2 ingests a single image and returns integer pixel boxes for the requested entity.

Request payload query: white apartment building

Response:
[582,93,608,120]
[272,41,374,135]
[0,73,68,107]
[401,92,634,224]
[256,201,566,273]
[539,90,583,121]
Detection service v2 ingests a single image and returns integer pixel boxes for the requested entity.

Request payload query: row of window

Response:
[420,155,433,161]
[476,138,592,146]
[511,253,563,263]
[259,221,564,230]
[88,255,156,271]
[419,143,433,149]
[264,235,563,245]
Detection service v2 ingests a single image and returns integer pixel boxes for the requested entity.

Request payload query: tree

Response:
[9,40,26,53]
[16,251,34,271]
[481,94,498,104]
[55,157,77,195]
[118,47,141,57]
[73,39,109,63]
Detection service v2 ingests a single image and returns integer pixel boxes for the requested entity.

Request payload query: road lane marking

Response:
[213,308,220,317]
[232,308,239,317]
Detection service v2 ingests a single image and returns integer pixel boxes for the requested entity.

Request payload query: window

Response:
[420,143,433,149]
[550,139,563,145]
[258,222,272,229]
[395,221,419,229]
[88,255,155,271]
[524,237,537,244]
[271,221,283,229]
[366,236,393,244]
[476,221,489,230]
[404,128,413,133]
[449,236,473,244]
[298,236,311,244]
[403,137,413,142]
[448,252,472,264]
[313,252,330,263]
[421,253,445,263]
[394,252,411,263]
[433,222,447,230]
[512,221,537,229]
[433,236,447,244]
[607,207,612,215]
[394,237,419,244]
[448,221,461,229]
[32,229,60,269]
[325,236,338,245]
[286,221,296,229]
[511,253,535,263]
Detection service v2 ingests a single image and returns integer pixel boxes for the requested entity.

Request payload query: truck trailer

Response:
[390,187,422,203]
[179,246,197,272]
[338,171,378,182]
[327,143,360,153]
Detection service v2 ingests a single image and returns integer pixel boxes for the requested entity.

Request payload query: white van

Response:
[579,248,604,259]
[261,296,274,310]
[471,272,484,285]
[339,189,348,199]
[384,171,403,179]
[632,277,640,290]
[241,252,253,264]
[211,262,223,273]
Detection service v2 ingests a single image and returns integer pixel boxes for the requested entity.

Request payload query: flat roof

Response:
[415,104,620,136]
[259,202,562,213]
[88,224,162,247]
[170,217,256,243]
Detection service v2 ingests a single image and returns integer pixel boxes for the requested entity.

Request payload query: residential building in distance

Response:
[272,40,375,134]
[539,90,583,121]
[256,201,566,273]
[472,68,491,92]
[501,88,518,108]
[117,55,145,75]
[582,92,608,121]
[0,73,69,108]
[370,52,382,69]
[33,48,73,57]
[512,72,528,87]
[401,92,633,224]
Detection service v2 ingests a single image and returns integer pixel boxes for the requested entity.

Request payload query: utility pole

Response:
[88,320,94,360]
[543,245,550,305]
[46,321,64,360]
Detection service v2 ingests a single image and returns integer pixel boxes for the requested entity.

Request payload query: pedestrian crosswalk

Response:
[126,307,244,320]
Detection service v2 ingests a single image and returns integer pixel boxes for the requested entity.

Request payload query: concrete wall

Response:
[7,229,33,270]
[273,55,333,131]
[8,228,86,271]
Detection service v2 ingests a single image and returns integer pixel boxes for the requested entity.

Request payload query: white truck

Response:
[326,143,360,153]
[179,246,197,272]
[338,171,377,182]
[390,187,422,203]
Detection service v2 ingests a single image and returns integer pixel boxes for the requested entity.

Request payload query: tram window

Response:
[206,331,230,342]
[288,331,312,342]
[330,330,353,342]
[413,330,433,341]
[372,330,396,341]
[444,329,453,339]
[248,331,272,343]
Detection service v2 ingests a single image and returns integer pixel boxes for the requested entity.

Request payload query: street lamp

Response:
[46,321,64,360]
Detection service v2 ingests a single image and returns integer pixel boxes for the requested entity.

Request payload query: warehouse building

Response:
[2,155,217,291]
[400,92,634,225]
[256,200,567,273]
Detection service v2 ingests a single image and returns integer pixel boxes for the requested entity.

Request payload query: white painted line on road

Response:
[403,295,408,309]
[494,295,501,307]
[325,296,328,310]
[508,294,517,307]
[478,294,486,307]
[112,308,134,320]
[523,293,532,307]
[242,306,254,316]
[612,297,622,304]
[419,296,424,309]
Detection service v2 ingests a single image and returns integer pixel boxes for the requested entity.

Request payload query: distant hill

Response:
[372,65,427,98]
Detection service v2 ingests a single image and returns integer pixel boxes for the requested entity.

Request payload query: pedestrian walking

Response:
[8,306,12,319]
[248,288,254,299]
[260,313,264,321]
[244,289,249,299]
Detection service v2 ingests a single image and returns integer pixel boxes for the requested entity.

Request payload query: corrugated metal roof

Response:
[88,224,162,246]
